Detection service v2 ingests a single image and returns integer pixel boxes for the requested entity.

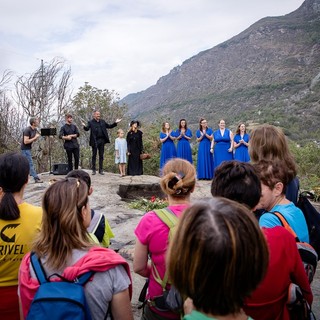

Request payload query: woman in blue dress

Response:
[196,118,214,180]
[211,119,233,172]
[159,122,176,171]
[233,123,250,162]
[175,119,193,164]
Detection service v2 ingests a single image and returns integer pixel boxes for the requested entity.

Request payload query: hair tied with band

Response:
[168,172,185,190]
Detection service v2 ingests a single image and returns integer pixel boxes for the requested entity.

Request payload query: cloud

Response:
[0,0,304,97]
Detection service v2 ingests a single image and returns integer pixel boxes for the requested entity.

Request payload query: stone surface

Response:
[25,171,320,319]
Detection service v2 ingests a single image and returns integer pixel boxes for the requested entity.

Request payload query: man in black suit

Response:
[82,110,121,175]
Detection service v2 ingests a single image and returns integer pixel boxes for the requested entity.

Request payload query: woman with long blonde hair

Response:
[19,178,133,320]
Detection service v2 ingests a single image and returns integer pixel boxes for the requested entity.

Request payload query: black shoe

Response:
[99,171,104,175]
[34,178,43,183]
[92,170,96,175]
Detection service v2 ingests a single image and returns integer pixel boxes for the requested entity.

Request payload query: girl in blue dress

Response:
[211,119,233,172]
[233,123,250,162]
[159,122,176,171]
[175,119,193,164]
[196,118,214,180]
[115,129,128,176]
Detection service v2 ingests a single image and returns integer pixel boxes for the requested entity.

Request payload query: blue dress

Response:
[213,128,233,171]
[175,128,193,163]
[160,131,177,170]
[234,133,250,162]
[196,128,214,179]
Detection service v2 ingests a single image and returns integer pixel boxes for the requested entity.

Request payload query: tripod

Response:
[40,128,57,173]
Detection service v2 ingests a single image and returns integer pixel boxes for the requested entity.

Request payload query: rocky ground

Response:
[25,171,320,319]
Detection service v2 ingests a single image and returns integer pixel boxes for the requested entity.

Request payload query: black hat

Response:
[130,120,140,127]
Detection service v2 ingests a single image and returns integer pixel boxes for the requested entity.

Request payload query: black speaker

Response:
[52,163,69,175]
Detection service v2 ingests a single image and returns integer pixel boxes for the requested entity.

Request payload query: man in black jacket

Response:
[59,113,80,172]
[82,110,121,175]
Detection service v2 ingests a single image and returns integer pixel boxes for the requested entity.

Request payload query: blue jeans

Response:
[21,149,39,180]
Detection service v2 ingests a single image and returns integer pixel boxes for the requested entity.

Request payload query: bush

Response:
[129,196,168,211]
[290,141,320,190]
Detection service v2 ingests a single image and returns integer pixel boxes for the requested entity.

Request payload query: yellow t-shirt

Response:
[0,202,42,286]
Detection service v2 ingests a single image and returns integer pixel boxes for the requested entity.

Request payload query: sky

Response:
[0,0,305,99]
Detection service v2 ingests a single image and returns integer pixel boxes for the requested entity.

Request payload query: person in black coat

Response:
[127,120,143,176]
[82,110,121,175]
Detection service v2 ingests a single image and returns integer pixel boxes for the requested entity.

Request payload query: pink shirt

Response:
[135,204,188,318]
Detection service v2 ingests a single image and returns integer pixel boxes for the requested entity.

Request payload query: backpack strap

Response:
[270,211,300,242]
[151,208,179,290]
[30,251,94,286]
[88,209,103,235]
[154,208,179,241]
[30,252,48,285]
[76,271,95,286]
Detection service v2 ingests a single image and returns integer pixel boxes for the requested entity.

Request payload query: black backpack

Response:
[270,211,318,284]
[297,191,320,260]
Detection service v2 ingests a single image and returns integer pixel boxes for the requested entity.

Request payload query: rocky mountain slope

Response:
[122,0,320,142]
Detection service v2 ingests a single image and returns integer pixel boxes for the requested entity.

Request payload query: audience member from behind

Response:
[254,159,309,243]
[0,152,42,320]
[249,124,299,204]
[134,158,196,319]
[66,169,115,247]
[211,161,313,320]
[19,178,133,320]
[168,197,269,320]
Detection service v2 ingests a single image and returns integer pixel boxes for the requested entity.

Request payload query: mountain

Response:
[121,0,320,142]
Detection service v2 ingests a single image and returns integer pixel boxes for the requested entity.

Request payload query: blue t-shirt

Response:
[259,202,309,243]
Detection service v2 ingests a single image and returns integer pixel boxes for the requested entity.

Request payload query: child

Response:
[66,169,115,247]
[115,129,127,177]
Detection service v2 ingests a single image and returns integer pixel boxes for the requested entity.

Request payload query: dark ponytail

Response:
[0,152,29,220]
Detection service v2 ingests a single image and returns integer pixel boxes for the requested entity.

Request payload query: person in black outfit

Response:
[127,120,143,176]
[21,117,43,183]
[59,113,80,172]
[82,110,121,175]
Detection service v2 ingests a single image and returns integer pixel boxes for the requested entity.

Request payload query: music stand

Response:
[40,128,57,173]
[41,128,57,136]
